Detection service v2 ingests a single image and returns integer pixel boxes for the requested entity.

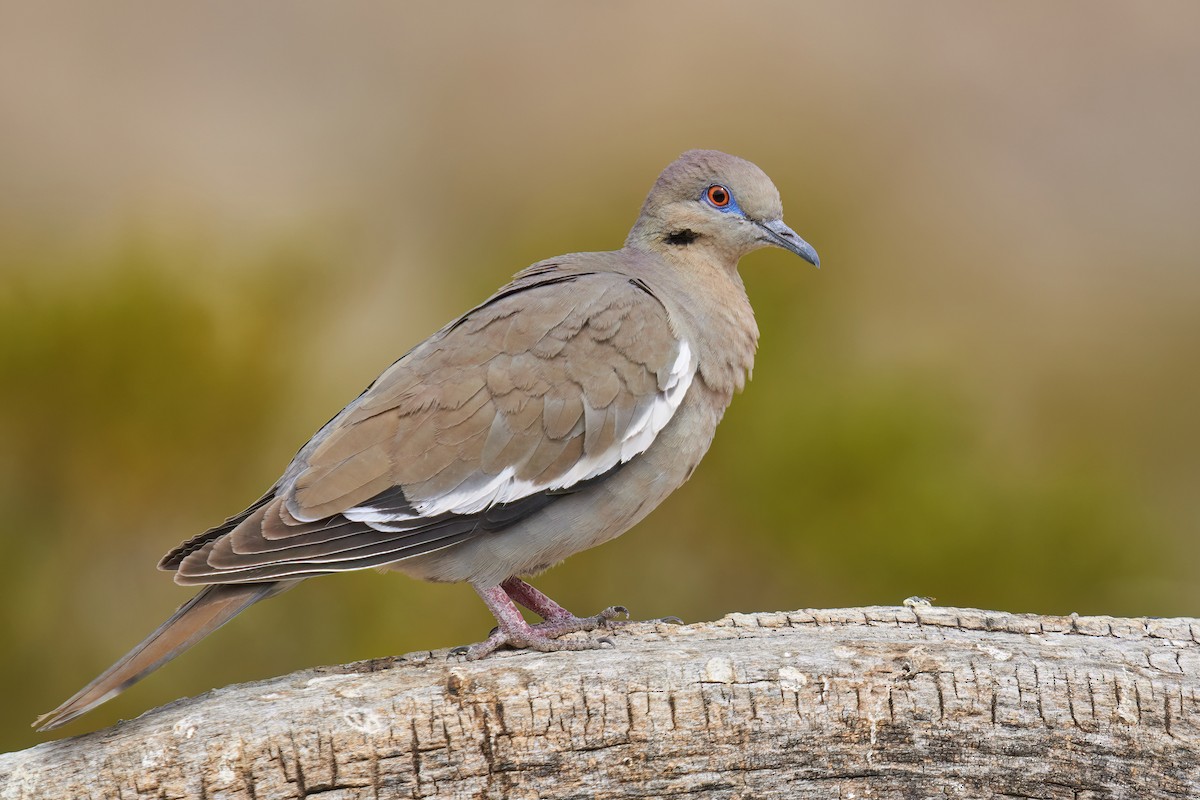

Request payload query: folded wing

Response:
[164,269,695,584]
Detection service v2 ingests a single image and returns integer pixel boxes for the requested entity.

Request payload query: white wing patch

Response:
[343,340,696,529]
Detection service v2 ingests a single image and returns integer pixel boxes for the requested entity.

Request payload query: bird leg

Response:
[459,580,627,660]
[504,577,682,628]
[501,577,628,636]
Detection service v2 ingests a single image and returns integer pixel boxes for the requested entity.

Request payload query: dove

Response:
[35,149,819,731]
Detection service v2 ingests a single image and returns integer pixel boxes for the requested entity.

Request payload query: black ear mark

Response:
[665,229,699,246]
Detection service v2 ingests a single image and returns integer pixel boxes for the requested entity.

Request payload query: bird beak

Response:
[759,219,820,268]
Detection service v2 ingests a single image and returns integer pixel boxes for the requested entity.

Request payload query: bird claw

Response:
[591,605,630,629]
[449,603,684,660]
[454,605,633,660]
[528,605,629,636]
[460,627,615,661]
[588,607,687,629]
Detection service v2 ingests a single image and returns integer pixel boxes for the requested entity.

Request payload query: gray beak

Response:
[759,219,820,268]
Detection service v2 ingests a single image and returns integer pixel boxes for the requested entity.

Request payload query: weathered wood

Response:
[4,606,1199,799]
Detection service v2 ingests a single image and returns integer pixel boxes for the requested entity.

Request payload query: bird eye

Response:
[704,184,732,209]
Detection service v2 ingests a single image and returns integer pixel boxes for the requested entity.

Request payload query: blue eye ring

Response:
[704,184,733,209]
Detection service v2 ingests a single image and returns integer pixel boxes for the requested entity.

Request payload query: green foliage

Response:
[0,241,321,740]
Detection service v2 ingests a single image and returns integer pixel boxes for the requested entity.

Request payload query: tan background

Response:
[3,2,1198,749]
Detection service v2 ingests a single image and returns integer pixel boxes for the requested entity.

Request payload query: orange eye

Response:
[705,184,731,208]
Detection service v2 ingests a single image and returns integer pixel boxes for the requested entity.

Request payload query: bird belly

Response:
[386,387,725,587]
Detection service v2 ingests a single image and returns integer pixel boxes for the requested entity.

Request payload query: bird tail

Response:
[34,581,289,731]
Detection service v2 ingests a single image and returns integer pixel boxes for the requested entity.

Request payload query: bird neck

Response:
[622,243,760,401]
[625,224,744,277]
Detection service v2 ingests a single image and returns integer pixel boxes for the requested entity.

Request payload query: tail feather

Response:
[34,582,289,731]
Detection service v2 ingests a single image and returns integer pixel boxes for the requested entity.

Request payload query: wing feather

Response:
[166,270,695,584]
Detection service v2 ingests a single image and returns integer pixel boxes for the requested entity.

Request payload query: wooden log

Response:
[3,606,1198,799]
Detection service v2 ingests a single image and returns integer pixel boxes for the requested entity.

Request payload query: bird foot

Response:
[562,610,683,632]
[532,604,629,637]
[459,625,616,661]
[452,605,630,660]
[455,582,674,660]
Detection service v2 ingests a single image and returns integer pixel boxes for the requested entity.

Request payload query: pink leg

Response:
[502,577,629,637]
[501,577,629,624]
[459,581,628,660]
[500,577,575,622]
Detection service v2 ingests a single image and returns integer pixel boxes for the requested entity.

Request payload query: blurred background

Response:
[3,2,1198,748]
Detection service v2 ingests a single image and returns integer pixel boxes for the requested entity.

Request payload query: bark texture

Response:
[4,605,1199,799]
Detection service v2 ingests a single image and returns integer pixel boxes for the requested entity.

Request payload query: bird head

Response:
[626,149,820,269]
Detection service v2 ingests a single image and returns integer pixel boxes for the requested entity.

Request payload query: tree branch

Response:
[4,606,1198,798]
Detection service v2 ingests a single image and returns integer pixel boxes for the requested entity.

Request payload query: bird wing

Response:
[168,268,695,583]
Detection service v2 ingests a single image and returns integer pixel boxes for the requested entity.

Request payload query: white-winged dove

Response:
[35,150,818,731]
